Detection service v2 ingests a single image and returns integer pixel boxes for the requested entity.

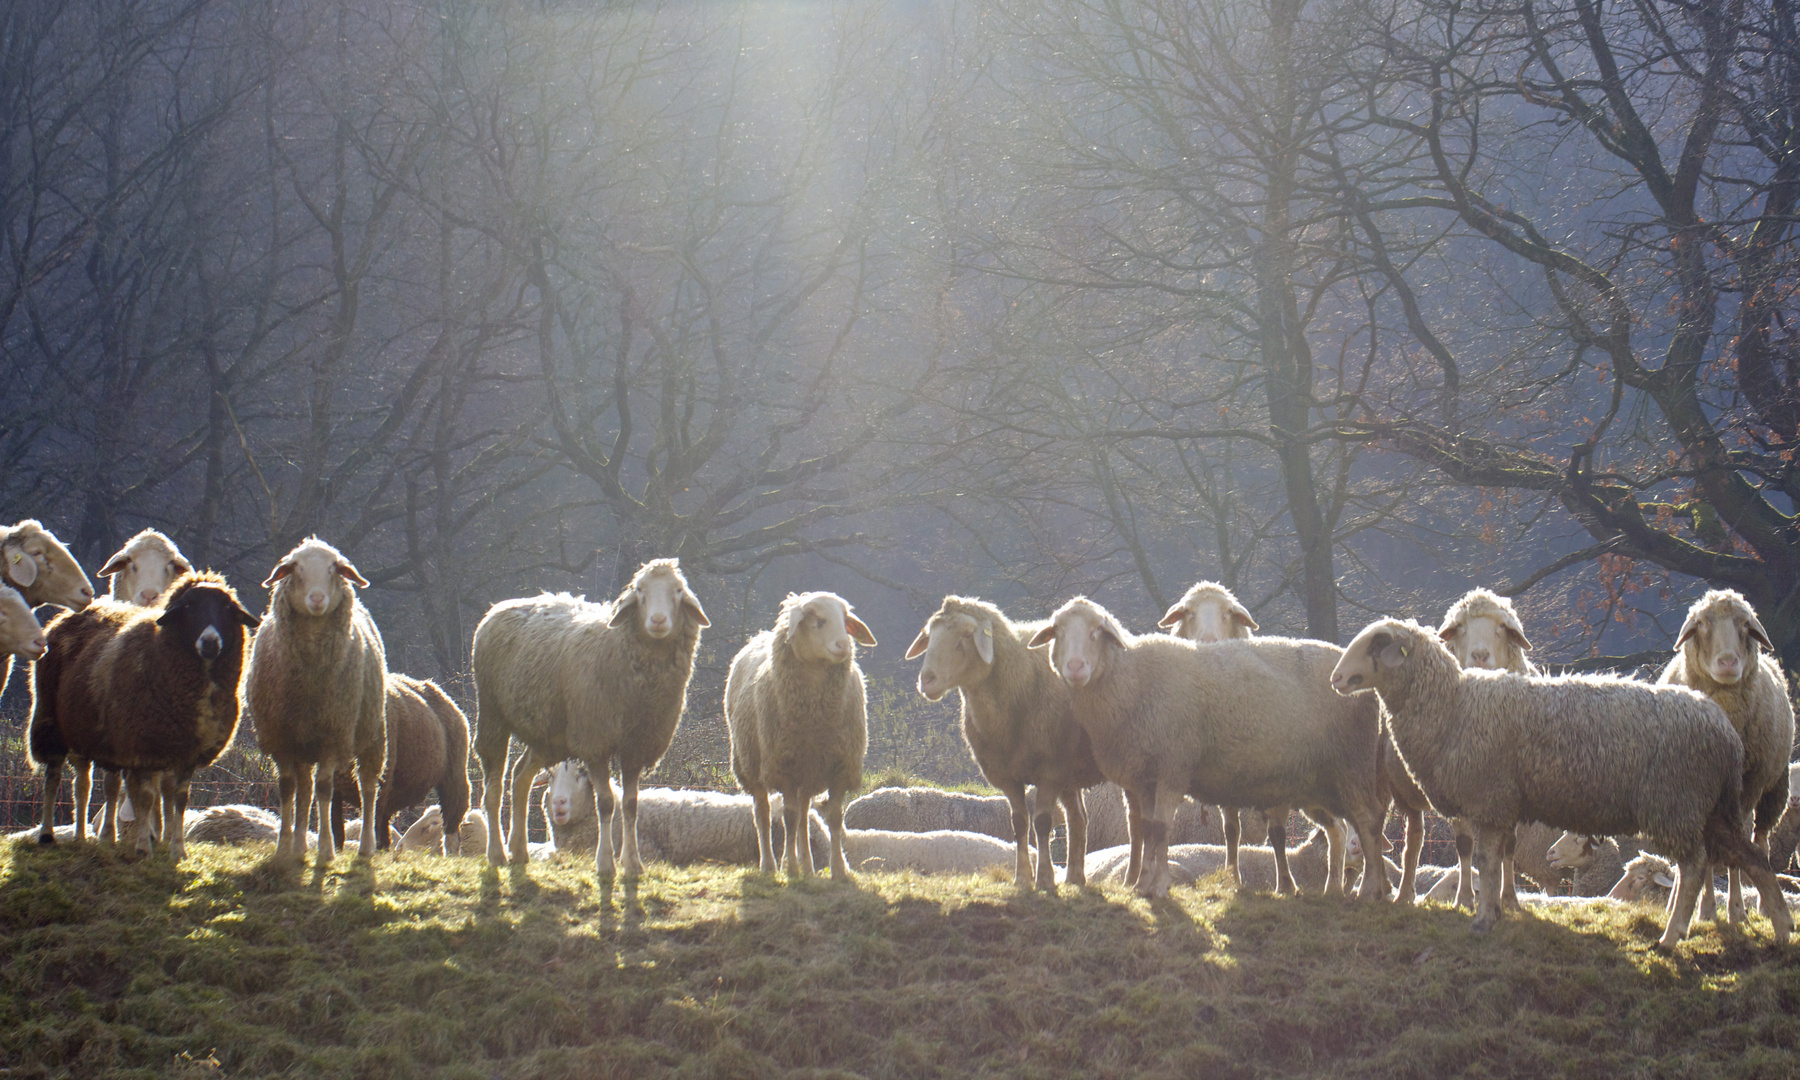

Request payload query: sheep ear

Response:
[1156,603,1188,629]
[973,620,994,665]
[5,548,37,589]
[1026,624,1057,649]
[1504,625,1534,652]
[98,553,132,578]
[1436,624,1460,642]
[233,600,261,629]
[262,560,296,588]
[1230,605,1258,632]
[172,556,194,575]
[844,613,877,648]
[1674,609,1705,650]
[608,592,640,628]
[680,592,711,627]
[1653,873,1675,888]
[904,627,930,660]
[334,560,370,588]
[1744,615,1774,653]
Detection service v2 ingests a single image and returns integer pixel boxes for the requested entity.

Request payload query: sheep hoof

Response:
[1065,870,1086,887]
[36,830,54,846]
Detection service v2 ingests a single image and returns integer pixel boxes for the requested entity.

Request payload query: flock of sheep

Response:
[3,515,1797,953]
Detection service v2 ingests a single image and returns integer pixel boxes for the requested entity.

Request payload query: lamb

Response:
[89,529,196,846]
[1546,831,1640,897]
[1157,582,1297,889]
[841,828,1016,876]
[28,573,259,858]
[1331,617,1792,947]
[1658,590,1795,923]
[242,538,388,865]
[0,520,93,697]
[1027,596,1390,901]
[906,595,1104,889]
[330,673,472,853]
[397,805,489,857]
[184,804,281,845]
[728,591,874,880]
[473,557,708,877]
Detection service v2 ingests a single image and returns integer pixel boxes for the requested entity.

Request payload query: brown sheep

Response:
[330,673,473,853]
[28,573,259,857]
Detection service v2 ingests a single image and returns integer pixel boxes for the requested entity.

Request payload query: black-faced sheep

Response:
[330,673,472,853]
[1659,590,1795,923]
[1028,597,1389,901]
[28,573,259,858]
[472,558,708,878]
[906,595,1103,889]
[1332,617,1792,947]
[728,591,874,880]
[242,538,388,865]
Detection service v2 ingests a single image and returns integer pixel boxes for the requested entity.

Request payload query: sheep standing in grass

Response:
[906,595,1102,889]
[1658,590,1795,923]
[29,574,259,857]
[86,529,196,845]
[1331,617,1791,947]
[1157,582,1294,889]
[331,673,471,853]
[473,558,708,877]
[243,538,388,864]
[0,520,93,697]
[1029,597,1389,900]
[728,592,875,880]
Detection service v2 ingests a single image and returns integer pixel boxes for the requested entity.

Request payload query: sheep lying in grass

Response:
[1547,832,1641,897]
[843,828,1016,875]
[907,595,1104,889]
[843,786,1016,842]
[30,574,259,858]
[473,558,708,878]
[1332,617,1792,947]
[1084,781,1216,853]
[1659,590,1795,923]
[1030,597,1388,900]
[397,805,489,857]
[1608,853,1679,906]
[243,538,387,865]
[728,592,874,880]
[184,804,280,845]
[1085,827,1361,892]
[0,520,92,698]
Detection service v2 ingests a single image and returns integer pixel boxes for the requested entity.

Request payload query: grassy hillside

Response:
[3,838,1797,1079]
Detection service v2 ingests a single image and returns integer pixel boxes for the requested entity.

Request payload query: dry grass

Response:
[3,837,1798,1079]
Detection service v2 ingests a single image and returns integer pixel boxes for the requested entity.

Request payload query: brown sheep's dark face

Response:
[158,583,259,662]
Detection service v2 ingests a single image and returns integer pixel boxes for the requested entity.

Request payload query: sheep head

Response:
[157,572,259,662]
[907,597,998,702]
[1,520,94,611]
[1027,596,1129,690]
[1438,588,1532,671]
[607,558,708,640]
[0,585,46,661]
[263,537,368,617]
[99,528,193,607]
[1546,831,1605,872]
[1608,853,1675,903]
[778,591,875,665]
[542,760,594,827]
[1158,581,1256,643]
[1674,589,1773,686]
[1332,618,1433,696]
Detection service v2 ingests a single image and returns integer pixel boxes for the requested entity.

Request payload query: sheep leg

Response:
[1351,811,1392,901]
[1061,786,1088,887]
[1734,856,1793,943]
[1268,812,1300,896]
[354,756,381,859]
[275,764,299,858]
[1452,819,1476,910]
[998,780,1034,888]
[618,767,645,877]
[781,790,805,877]
[1698,861,1721,922]
[505,748,539,868]
[313,766,338,865]
[824,786,850,881]
[480,749,507,866]
[1398,807,1424,905]
[1661,856,1709,949]
[1470,823,1507,933]
[329,790,347,854]
[161,771,187,861]
[751,790,776,872]
[591,763,617,879]
[1136,785,1181,899]
[1499,825,1522,911]
[1222,807,1241,885]
[124,770,159,858]
[36,754,65,845]
[1032,804,1057,891]
[73,759,91,842]
[101,768,123,844]
[1123,786,1147,887]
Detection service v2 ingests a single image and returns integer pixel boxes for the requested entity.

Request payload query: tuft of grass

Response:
[4,837,1798,1078]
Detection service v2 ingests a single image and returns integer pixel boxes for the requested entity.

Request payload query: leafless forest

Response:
[4,0,1798,791]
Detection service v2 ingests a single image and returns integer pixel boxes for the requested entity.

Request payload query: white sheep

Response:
[1332,617,1792,947]
[1028,597,1389,901]
[1659,589,1795,923]
[728,592,874,880]
[842,828,1016,876]
[473,558,709,878]
[0,520,92,699]
[184,804,280,845]
[1085,826,1361,894]
[842,785,1016,842]
[0,585,46,661]
[1546,831,1640,897]
[397,805,490,857]
[242,538,388,865]
[906,595,1103,889]
[1608,852,1679,906]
